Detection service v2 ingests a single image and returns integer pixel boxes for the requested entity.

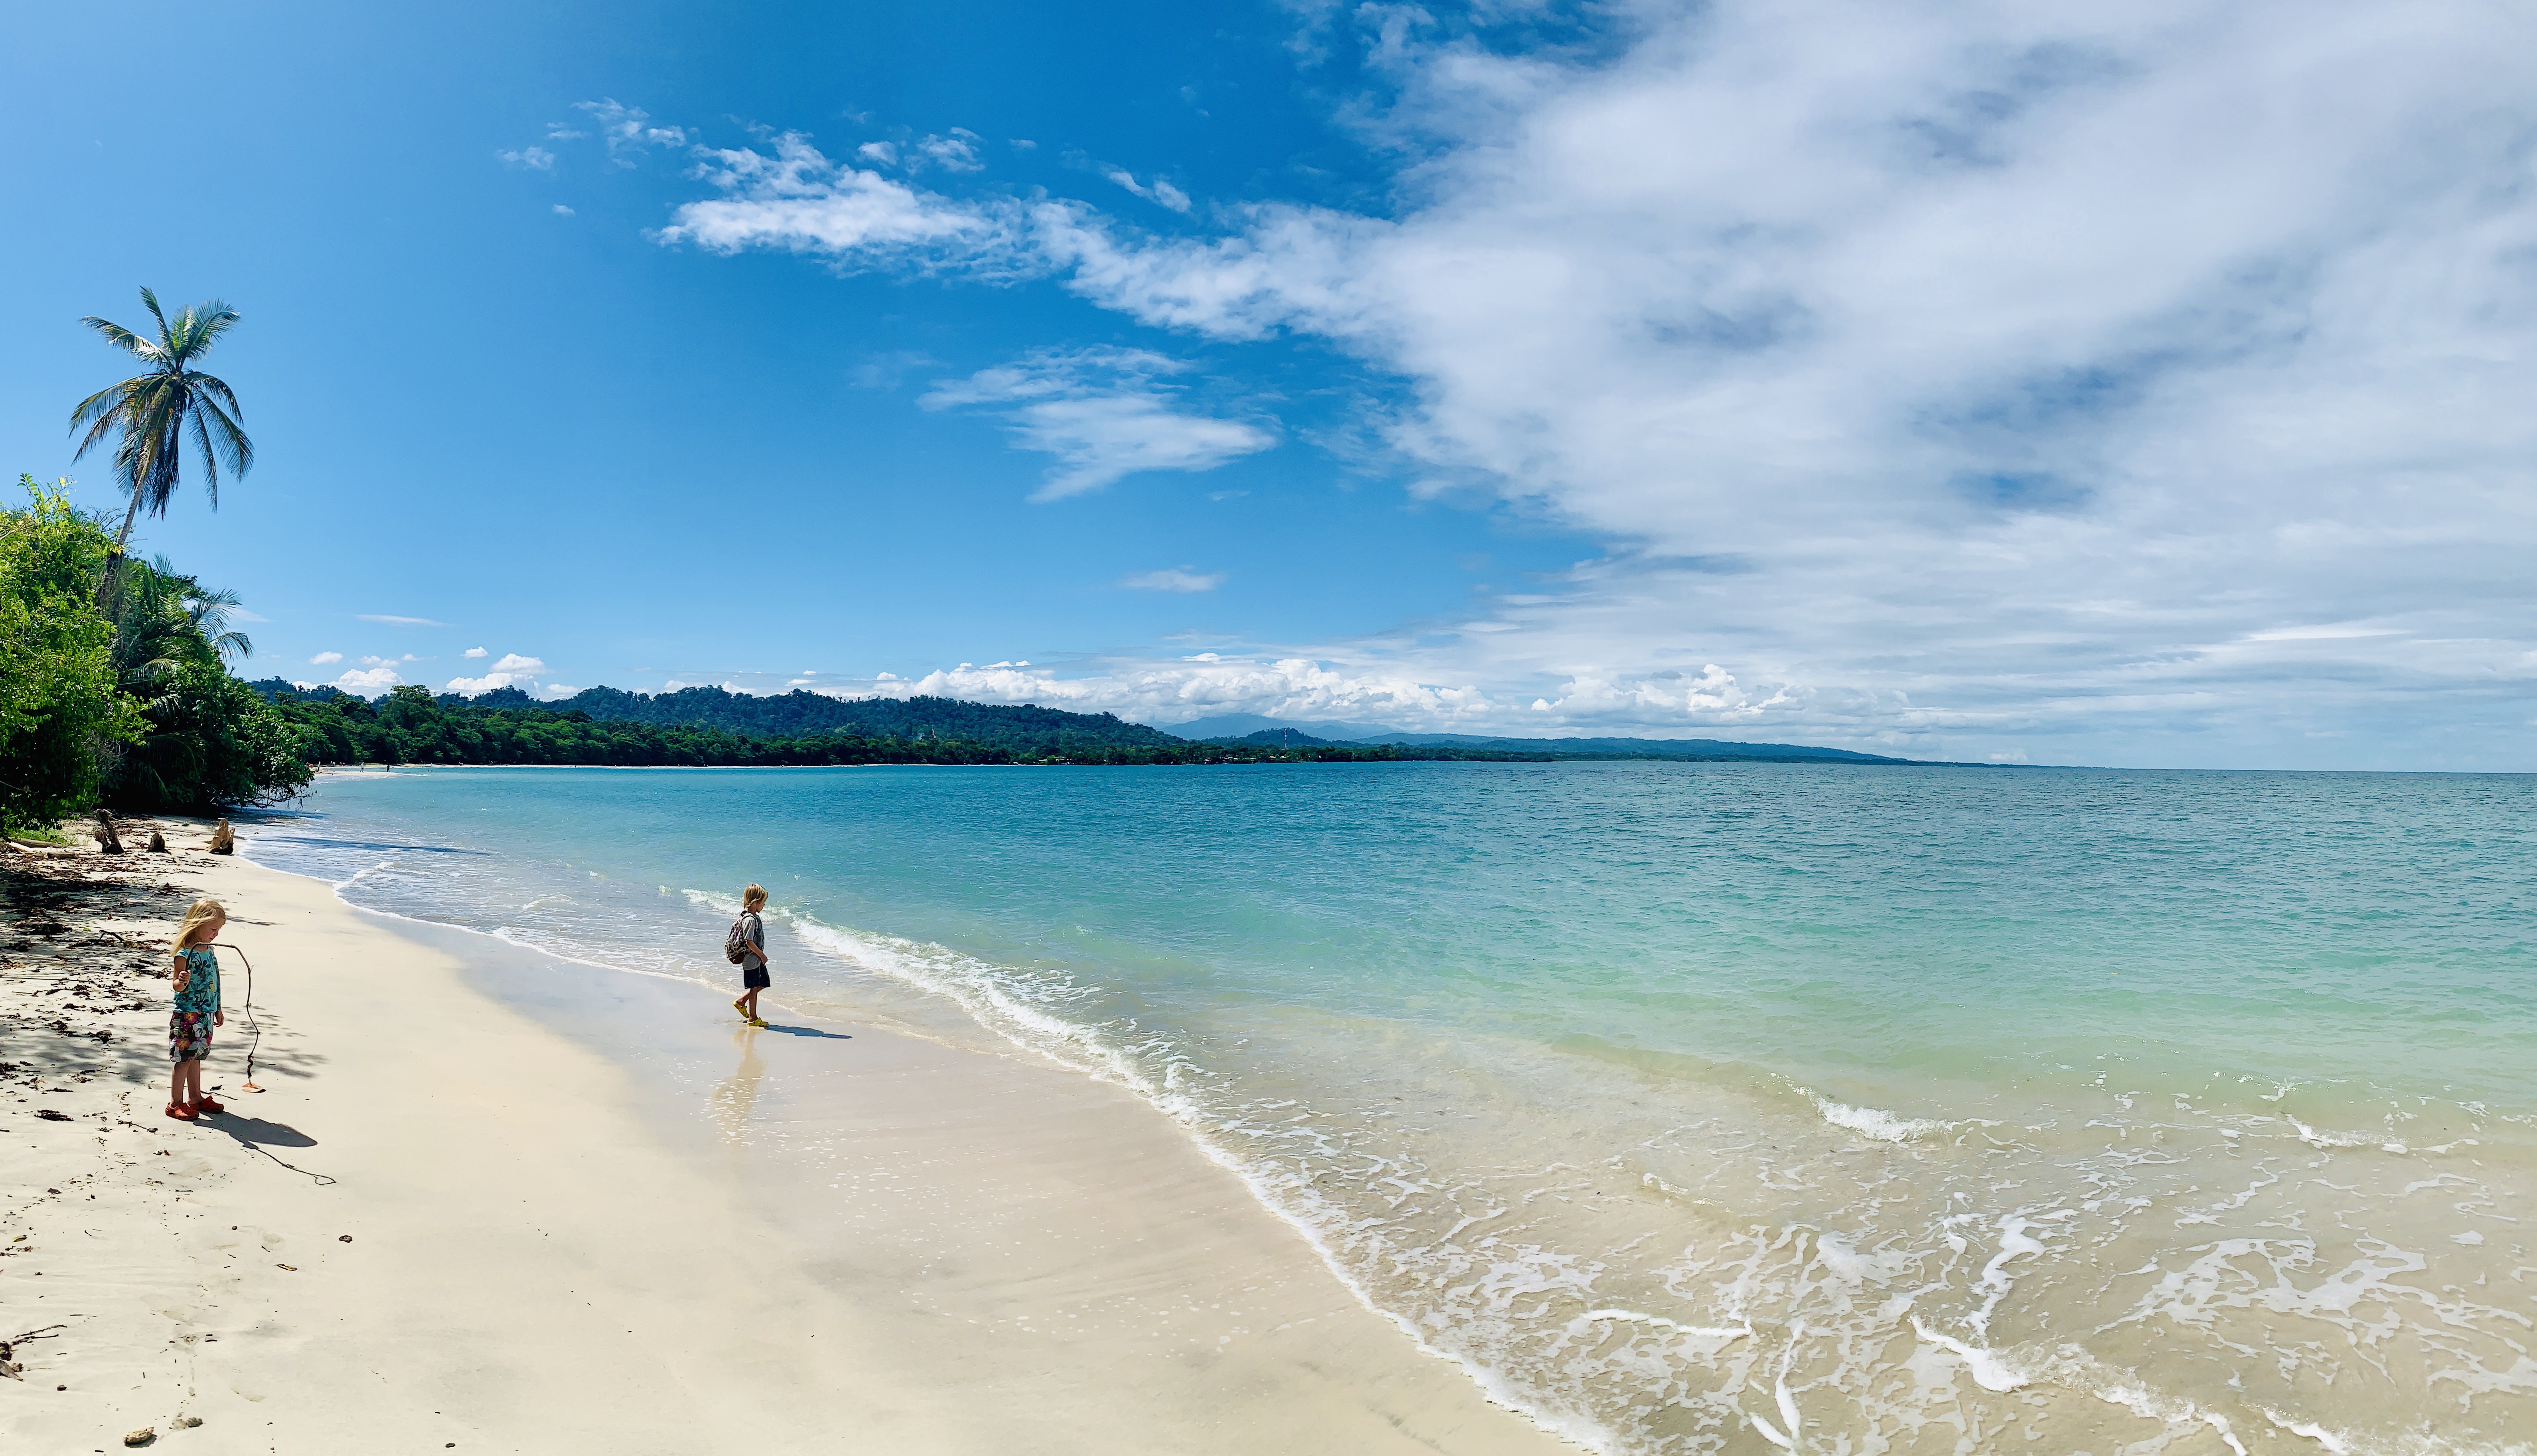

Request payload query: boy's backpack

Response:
[724,914,753,965]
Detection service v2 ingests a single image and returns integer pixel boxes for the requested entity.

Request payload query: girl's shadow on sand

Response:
[206,1112,315,1148]
[202,1110,337,1185]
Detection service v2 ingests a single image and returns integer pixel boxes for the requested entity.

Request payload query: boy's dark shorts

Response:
[743,964,770,990]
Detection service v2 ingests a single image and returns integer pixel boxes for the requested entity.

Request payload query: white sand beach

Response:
[2,839,1573,1454]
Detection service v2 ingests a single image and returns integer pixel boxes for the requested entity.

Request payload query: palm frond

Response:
[68,381,132,458]
[79,316,155,359]
[188,379,253,477]
[74,288,252,539]
[179,302,241,360]
[190,371,247,422]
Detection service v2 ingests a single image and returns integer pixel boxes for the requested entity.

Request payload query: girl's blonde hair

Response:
[173,898,227,951]
[742,884,767,910]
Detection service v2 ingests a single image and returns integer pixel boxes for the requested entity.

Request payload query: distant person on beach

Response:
[168,898,227,1121]
[731,884,770,1027]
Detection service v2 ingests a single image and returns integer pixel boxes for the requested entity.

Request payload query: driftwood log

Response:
[93,811,122,854]
[208,819,235,856]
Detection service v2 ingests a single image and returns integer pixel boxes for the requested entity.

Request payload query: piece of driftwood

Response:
[208,819,235,855]
[93,811,122,854]
[147,829,168,853]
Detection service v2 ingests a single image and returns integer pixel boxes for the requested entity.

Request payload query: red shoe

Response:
[165,1101,197,1121]
[193,1096,225,1115]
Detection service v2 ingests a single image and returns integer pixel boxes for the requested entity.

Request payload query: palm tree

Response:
[67,287,253,588]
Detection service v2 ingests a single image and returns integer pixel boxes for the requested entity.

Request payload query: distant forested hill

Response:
[472,686,1182,751]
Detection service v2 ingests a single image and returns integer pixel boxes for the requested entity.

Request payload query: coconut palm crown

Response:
[68,286,253,558]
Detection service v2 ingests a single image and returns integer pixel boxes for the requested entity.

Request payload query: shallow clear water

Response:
[240,762,2537,1452]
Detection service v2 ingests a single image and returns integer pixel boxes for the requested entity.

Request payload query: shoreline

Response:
[3,829,1577,1453]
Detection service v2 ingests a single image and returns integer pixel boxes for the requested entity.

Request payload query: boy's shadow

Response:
[758,1024,851,1040]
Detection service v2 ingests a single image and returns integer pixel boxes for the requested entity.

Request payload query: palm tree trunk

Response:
[95,488,141,610]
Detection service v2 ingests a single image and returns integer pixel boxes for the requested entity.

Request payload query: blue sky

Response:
[6,1,2536,769]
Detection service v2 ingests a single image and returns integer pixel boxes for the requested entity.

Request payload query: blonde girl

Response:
[168,898,227,1120]
[731,884,770,1027]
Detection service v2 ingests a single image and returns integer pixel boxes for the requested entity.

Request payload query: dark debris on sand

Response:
[0,840,197,1090]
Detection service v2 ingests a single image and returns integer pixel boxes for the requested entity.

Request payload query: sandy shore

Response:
[2,831,1574,1454]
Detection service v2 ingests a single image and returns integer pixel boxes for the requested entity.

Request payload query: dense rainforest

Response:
[243,681,1572,768]
[0,479,310,829]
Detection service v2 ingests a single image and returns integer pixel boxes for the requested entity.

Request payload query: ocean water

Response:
[238,762,2537,1452]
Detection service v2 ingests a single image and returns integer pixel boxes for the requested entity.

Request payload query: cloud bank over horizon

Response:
[534,0,2537,765]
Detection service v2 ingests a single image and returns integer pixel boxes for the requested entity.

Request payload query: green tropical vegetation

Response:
[0,479,307,830]
[243,682,1572,768]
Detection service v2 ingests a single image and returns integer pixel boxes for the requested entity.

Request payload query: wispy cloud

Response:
[921,347,1276,501]
[657,132,1027,275]
[463,646,488,658]
[357,614,450,627]
[574,98,688,167]
[1121,567,1226,593]
[1103,168,1192,213]
[496,146,557,171]
[308,651,343,666]
[552,204,575,216]
[911,129,984,172]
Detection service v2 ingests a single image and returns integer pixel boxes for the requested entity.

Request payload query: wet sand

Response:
[1,837,1571,1454]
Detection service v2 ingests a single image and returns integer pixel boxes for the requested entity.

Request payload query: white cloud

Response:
[497,146,557,171]
[308,651,343,665]
[656,132,1027,275]
[649,3,2537,765]
[1104,169,1192,213]
[552,204,575,216]
[574,98,687,167]
[1121,567,1225,593]
[920,347,1275,500]
[333,666,402,693]
[463,646,488,658]
[357,613,449,627]
[912,129,984,172]
[857,141,898,166]
[444,653,553,697]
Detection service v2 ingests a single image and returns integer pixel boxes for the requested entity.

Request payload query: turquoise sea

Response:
[240,762,2537,1452]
